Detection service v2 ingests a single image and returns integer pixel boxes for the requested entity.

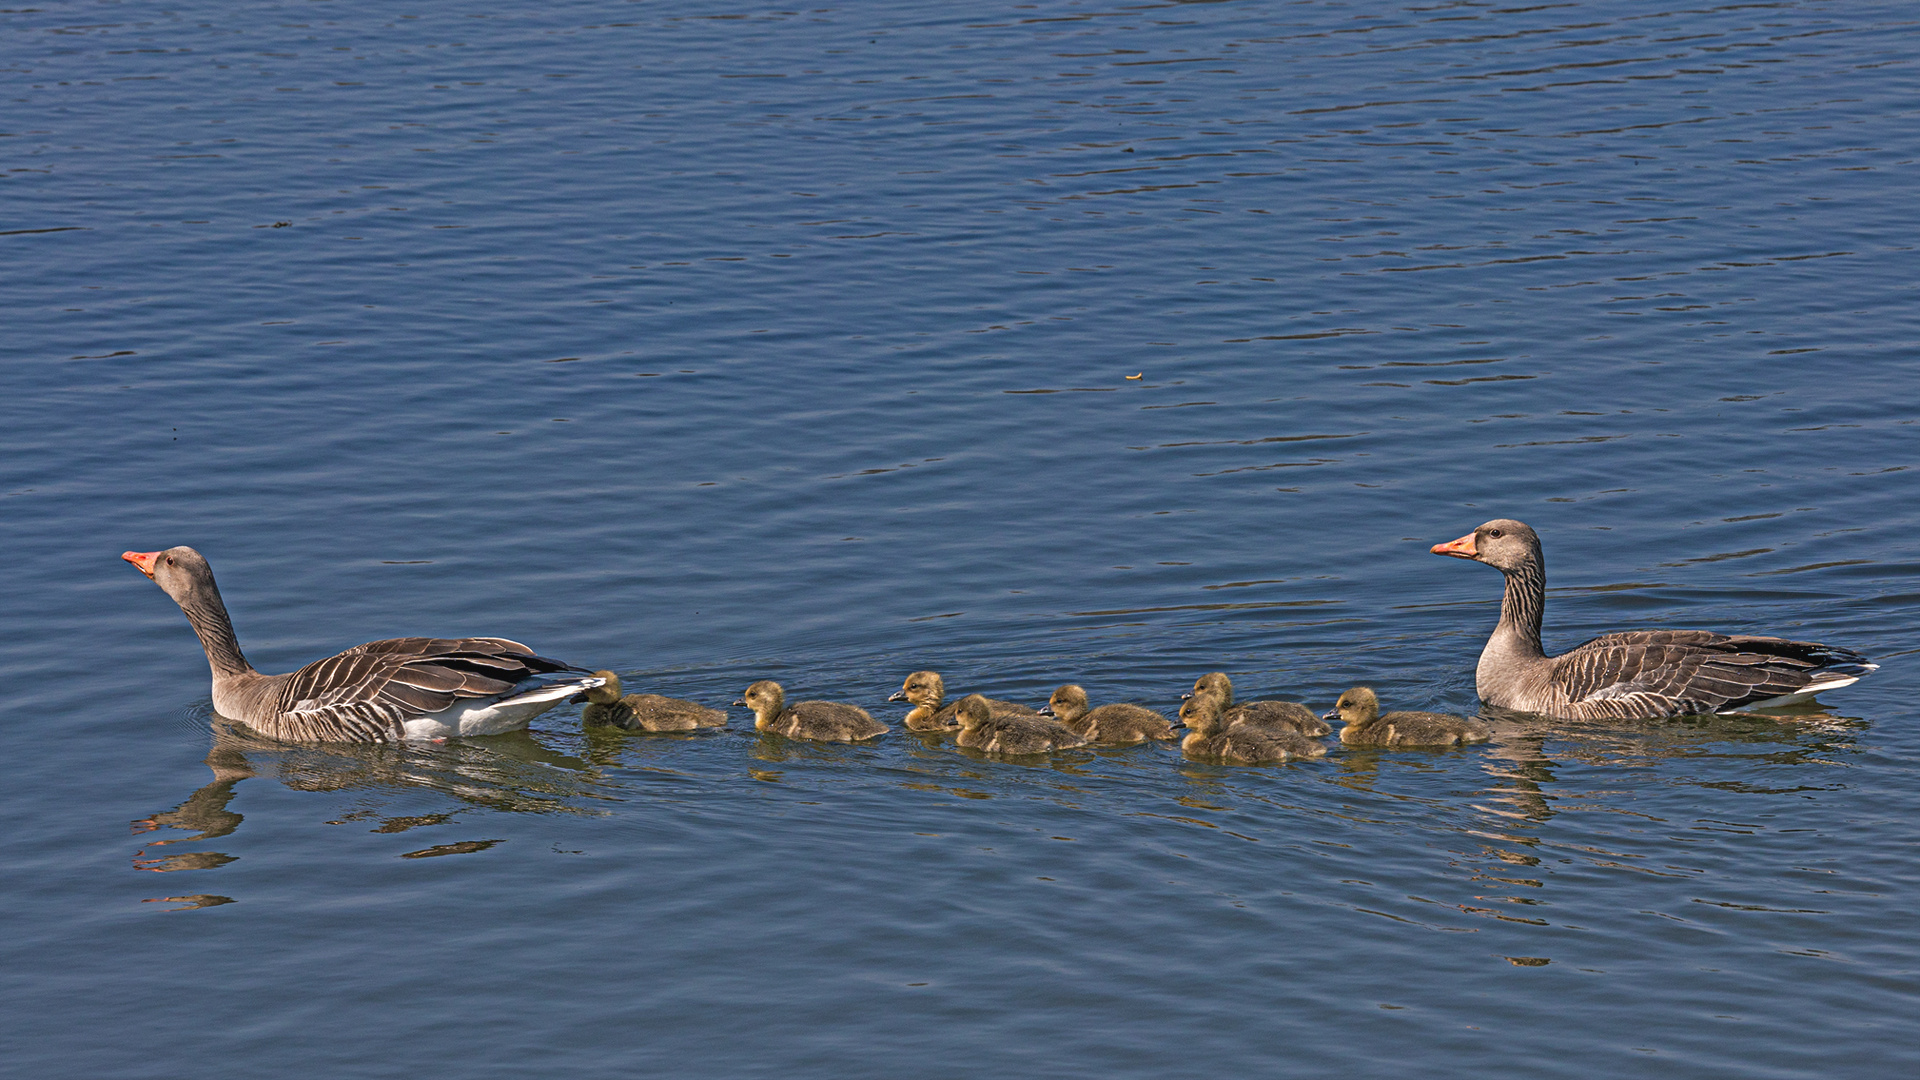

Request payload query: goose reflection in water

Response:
[1479,704,1868,824]
[131,717,612,893]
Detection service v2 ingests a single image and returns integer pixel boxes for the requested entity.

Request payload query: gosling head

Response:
[1431,519,1541,575]
[1179,691,1228,735]
[734,680,787,723]
[1177,687,1225,728]
[1325,686,1382,732]
[952,693,994,730]
[571,670,624,705]
[1040,684,1091,724]
[889,670,946,708]
[1187,672,1233,703]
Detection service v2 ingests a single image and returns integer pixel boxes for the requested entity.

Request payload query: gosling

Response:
[1325,686,1490,748]
[1040,684,1175,745]
[1184,672,1330,737]
[954,694,1088,755]
[1180,692,1327,764]
[735,680,888,743]
[887,670,1037,731]
[573,671,728,732]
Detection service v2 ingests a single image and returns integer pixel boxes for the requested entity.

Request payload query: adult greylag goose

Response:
[1182,672,1330,737]
[1039,684,1175,745]
[736,680,887,742]
[123,546,601,742]
[954,694,1088,754]
[1324,687,1490,748]
[573,671,727,732]
[1179,693,1326,765]
[1432,519,1876,719]
[886,671,1037,731]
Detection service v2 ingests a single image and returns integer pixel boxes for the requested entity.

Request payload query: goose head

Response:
[572,671,624,705]
[1179,691,1228,735]
[734,680,786,723]
[123,545,219,606]
[888,670,945,708]
[1186,671,1233,702]
[1039,684,1090,724]
[1431,519,1540,573]
[952,693,994,731]
[1324,686,1382,737]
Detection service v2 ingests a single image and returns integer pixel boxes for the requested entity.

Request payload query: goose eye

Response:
[1488,529,1503,539]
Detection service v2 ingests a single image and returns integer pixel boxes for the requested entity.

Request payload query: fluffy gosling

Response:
[735,680,887,743]
[887,670,1037,731]
[1180,693,1327,764]
[954,694,1088,755]
[1325,687,1490,748]
[1041,684,1176,745]
[574,671,727,732]
[1184,672,1330,736]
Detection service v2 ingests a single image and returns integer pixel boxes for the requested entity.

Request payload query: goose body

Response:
[1183,672,1330,737]
[123,547,599,742]
[1040,684,1175,745]
[576,671,727,732]
[954,694,1089,754]
[887,671,1036,731]
[1179,693,1326,765]
[1326,687,1489,748]
[1433,520,1876,719]
[737,680,887,742]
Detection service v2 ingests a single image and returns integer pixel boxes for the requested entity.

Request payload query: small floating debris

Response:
[1126,373,1143,380]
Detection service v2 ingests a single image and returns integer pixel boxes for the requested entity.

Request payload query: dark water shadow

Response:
[131,715,616,897]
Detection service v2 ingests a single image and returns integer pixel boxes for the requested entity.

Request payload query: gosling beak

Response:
[569,692,589,704]
[1431,532,1477,559]
[123,550,160,579]
[732,698,746,707]
[1180,691,1193,700]
[1321,707,1340,722]
[1036,706,1055,717]
[887,690,907,702]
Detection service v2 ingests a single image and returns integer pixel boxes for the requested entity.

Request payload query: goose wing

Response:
[1554,631,1872,716]
[273,637,585,740]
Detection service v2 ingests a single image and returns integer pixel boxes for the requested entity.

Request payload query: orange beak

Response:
[1430,532,1477,559]
[123,550,161,579]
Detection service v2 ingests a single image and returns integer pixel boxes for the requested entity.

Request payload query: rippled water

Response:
[4,1,1917,1075]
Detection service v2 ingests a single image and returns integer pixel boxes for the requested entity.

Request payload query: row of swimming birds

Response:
[121,519,1878,758]
[577,668,1484,762]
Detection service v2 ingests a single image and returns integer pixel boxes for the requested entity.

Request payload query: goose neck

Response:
[1493,558,1547,659]
[180,585,254,679]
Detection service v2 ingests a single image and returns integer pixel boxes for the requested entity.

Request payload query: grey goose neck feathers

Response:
[1432,519,1876,719]
[124,546,599,742]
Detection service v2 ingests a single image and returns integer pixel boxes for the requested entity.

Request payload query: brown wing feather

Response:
[1552,632,1870,717]
[273,637,584,740]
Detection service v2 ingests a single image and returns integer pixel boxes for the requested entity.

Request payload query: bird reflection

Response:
[131,717,610,884]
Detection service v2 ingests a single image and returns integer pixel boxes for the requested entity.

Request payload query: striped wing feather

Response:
[1553,631,1872,717]
[273,637,581,741]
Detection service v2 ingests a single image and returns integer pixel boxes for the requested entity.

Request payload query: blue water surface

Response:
[3,1,1917,1076]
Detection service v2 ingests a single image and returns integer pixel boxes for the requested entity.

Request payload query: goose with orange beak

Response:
[123,546,600,741]
[1430,519,1874,719]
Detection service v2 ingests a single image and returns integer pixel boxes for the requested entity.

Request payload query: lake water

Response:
[4,0,1917,1075]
